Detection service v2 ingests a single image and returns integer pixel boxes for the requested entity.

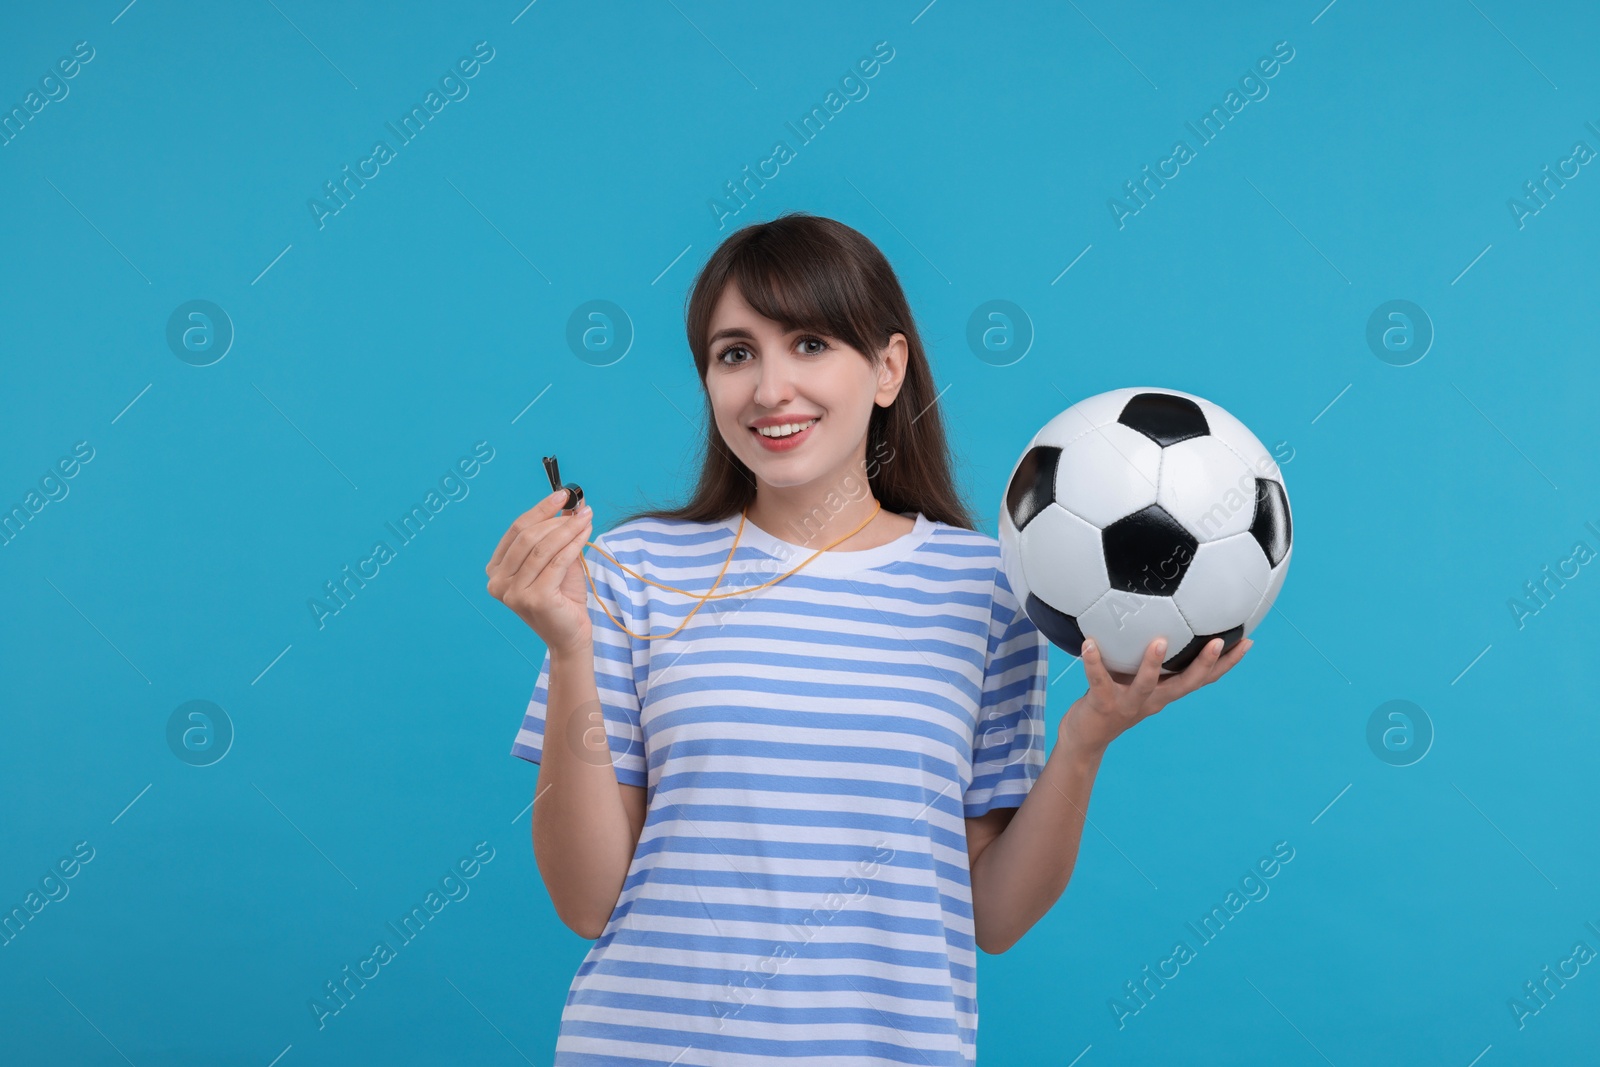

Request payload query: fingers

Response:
[1085,634,1247,706]
[487,489,574,573]
[498,512,577,587]
[515,508,592,592]
[1206,637,1252,683]
[495,501,588,582]
[1083,638,1157,691]
[543,510,593,573]
[1156,636,1224,700]
[1129,637,1166,704]
[1080,638,1115,693]
[1158,636,1253,697]
[1187,636,1227,684]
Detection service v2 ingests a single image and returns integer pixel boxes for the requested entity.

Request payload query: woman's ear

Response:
[875,333,909,406]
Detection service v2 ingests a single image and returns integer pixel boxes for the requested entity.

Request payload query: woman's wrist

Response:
[1057,697,1112,762]
[549,636,594,666]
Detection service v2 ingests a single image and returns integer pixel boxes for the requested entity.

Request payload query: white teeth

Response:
[755,418,818,438]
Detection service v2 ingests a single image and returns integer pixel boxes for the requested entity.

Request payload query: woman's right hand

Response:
[486,489,594,655]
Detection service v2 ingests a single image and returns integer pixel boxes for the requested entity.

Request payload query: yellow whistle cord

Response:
[577,501,883,641]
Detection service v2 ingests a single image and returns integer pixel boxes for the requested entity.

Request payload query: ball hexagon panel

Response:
[1019,503,1110,618]
[1117,391,1209,446]
[1243,556,1291,634]
[1196,397,1281,482]
[1156,435,1257,543]
[1026,409,1096,455]
[1076,589,1195,675]
[1102,504,1197,595]
[1052,422,1162,528]
[1250,478,1292,566]
[1172,532,1272,635]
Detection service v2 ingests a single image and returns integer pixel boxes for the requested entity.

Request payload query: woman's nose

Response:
[752,353,797,408]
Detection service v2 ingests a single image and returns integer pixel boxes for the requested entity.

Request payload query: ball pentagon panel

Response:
[1117,390,1210,447]
[1249,478,1293,567]
[1102,504,1198,596]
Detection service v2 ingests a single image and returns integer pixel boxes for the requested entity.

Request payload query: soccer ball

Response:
[998,387,1292,676]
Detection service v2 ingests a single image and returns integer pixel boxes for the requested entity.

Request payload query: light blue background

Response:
[3,1,1597,1064]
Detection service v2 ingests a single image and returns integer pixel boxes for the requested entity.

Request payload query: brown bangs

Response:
[718,228,882,362]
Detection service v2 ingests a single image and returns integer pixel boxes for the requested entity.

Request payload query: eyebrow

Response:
[707,324,820,346]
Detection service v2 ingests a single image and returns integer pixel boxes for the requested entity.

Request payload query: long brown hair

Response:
[616,212,975,532]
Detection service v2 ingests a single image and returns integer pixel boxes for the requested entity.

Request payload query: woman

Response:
[486,213,1250,1065]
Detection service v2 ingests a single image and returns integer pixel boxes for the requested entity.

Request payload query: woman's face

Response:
[704,282,906,495]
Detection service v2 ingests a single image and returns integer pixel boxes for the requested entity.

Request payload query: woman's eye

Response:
[720,337,832,367]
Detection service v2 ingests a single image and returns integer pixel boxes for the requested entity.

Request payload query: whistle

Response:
[542,455,584,513]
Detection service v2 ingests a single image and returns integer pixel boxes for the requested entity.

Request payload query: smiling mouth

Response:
[748,415,825,451]
[752,417,820,439]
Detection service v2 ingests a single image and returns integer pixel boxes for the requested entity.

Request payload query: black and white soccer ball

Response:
[998,387,1292,676]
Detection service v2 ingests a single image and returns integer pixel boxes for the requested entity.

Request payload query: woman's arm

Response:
[531,640,645,939]
[969,634,1251,954]
[968,721,1103,954]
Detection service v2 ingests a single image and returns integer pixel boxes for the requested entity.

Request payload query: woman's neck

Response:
[744,490,911,553]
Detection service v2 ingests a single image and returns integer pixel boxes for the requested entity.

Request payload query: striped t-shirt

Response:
[511,508,1050,1066]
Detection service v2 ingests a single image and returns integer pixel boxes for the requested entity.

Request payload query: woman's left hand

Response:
[1062,635,1252,755]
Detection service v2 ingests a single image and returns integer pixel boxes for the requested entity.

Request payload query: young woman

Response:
[486,213,1250,1065]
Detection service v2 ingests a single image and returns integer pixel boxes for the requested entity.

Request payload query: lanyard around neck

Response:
[580,501,885,641]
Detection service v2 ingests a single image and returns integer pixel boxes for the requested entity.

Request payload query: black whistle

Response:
[542,455,584,513]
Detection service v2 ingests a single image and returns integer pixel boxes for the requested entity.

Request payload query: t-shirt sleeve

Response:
[963,563,1049,818]
[509,532,649,788]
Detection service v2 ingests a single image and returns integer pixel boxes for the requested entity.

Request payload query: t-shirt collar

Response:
[720,509,934,576]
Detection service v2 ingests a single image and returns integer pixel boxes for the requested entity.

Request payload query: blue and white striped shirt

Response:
[511,509,1050,1066]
